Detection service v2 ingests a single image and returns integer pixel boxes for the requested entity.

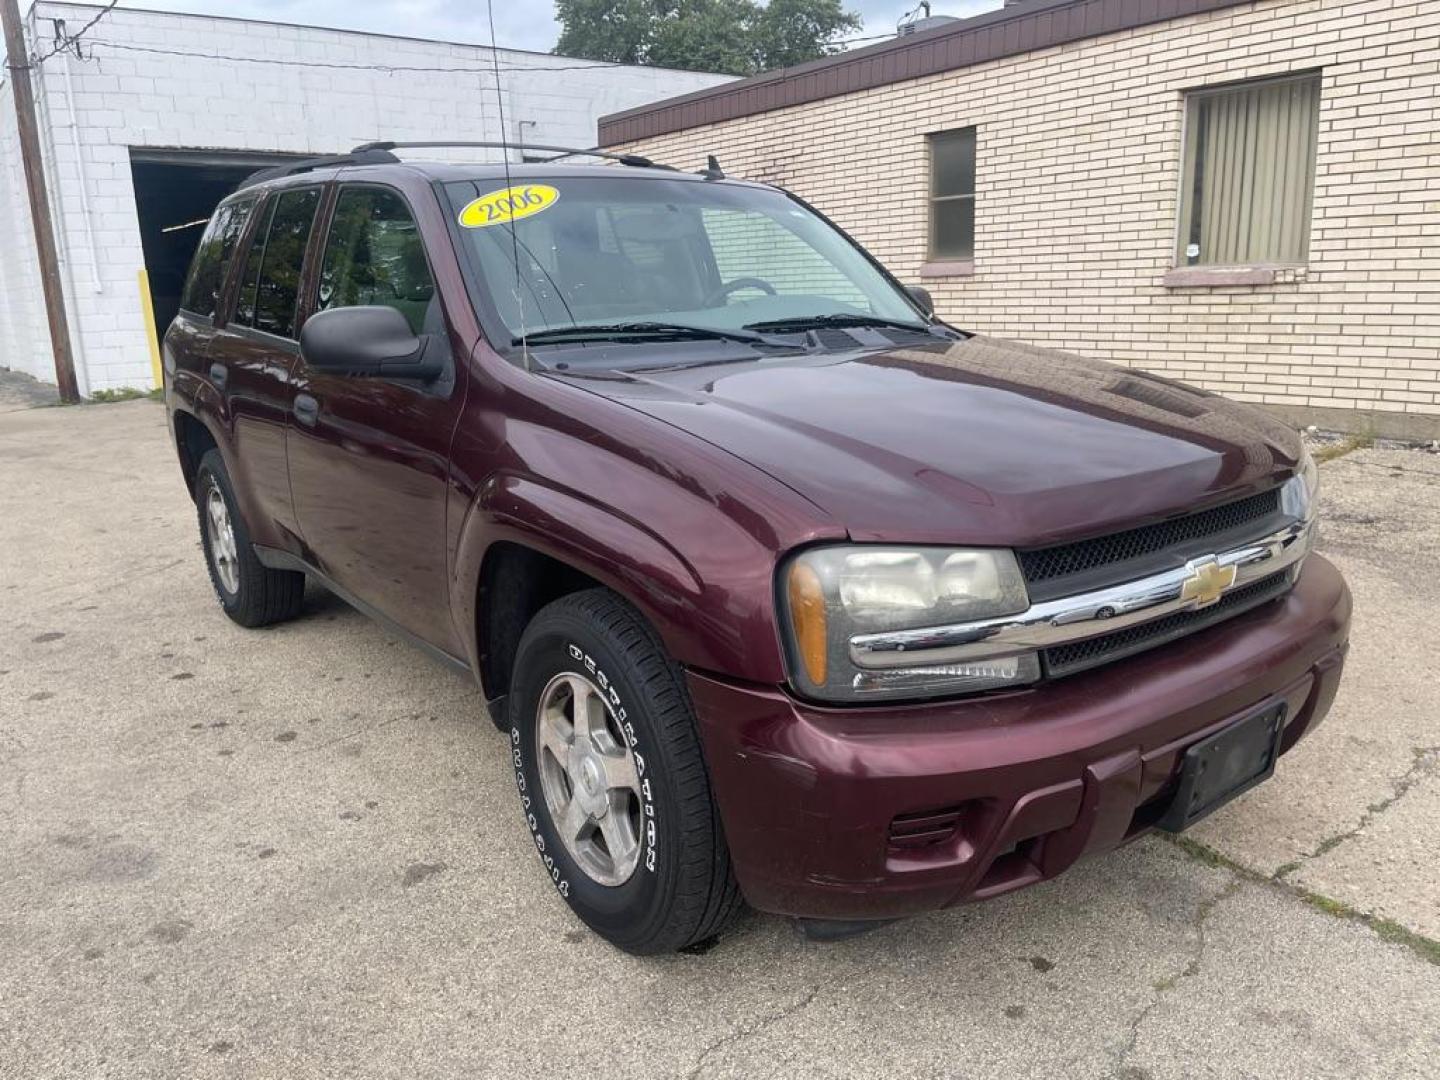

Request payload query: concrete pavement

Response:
[1,398,1437,1079]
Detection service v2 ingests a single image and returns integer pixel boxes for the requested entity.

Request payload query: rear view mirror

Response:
[299,306,442,381]
[906,285,934,317]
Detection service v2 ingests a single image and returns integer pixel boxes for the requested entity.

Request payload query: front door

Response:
[286,183,468,654]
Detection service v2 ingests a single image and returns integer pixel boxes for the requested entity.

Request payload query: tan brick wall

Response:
[618,0,1440,436]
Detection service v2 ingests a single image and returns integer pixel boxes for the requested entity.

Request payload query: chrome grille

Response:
[1042,570,1293,679]
[1018,488,1282,584]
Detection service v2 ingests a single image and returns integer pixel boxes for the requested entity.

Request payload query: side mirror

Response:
[299,305,443,381]
[906,285,935,317]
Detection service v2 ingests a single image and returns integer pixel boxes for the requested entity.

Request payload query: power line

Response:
[81,37,638,75]
[72,27,901,78]
[30,0,116,65]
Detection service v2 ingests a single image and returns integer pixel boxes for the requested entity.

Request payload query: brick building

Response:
[600,0,1440,439]
[0,2,731,394]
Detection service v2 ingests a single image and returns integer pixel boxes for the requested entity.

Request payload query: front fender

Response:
[453,473,790,687]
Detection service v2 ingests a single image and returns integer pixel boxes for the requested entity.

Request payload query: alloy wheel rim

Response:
[205,484,240,595]
[534,671,644,887]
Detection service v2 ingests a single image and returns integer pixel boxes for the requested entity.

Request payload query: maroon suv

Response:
[164,147,1350,953]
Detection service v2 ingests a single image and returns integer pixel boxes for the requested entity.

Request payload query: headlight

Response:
[1280,444,1318,521]
[781,546,1037,702]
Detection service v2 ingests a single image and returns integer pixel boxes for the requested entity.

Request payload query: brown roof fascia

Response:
[598,0,1255,145]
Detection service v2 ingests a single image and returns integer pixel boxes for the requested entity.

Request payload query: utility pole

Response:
[2,0,79,402]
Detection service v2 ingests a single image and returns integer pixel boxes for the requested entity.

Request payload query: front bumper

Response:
[689,554,1351,921]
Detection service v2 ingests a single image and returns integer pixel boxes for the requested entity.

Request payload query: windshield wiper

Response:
[516,322,802,348]
[743,313,935,334]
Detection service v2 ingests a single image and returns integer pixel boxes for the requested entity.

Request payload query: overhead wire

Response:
[78,38,637,73]
[66,25,903,76]
[29,0,117,66]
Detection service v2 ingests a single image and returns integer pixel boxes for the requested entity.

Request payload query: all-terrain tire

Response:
[195,449,304,628]
[508,588,744,954]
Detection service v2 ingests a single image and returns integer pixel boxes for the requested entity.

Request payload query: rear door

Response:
[209,186,323,550]
[286,182,468,653]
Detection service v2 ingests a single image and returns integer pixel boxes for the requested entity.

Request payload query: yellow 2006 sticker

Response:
[458,184,559,228]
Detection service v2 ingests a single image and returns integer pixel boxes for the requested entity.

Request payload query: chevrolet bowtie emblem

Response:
[1180,557,1237,609]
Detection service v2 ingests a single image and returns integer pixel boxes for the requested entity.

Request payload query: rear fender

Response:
[169,383,270,541]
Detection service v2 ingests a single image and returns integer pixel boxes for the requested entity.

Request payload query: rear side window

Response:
[234,187,321,339]
[318,186,436,335]
[180,198,255,318]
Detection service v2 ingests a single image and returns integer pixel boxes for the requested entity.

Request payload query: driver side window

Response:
[318,187,436,335]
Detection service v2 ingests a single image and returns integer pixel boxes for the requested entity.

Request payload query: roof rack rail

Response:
[350,141,676,171]
[238,148,401,190]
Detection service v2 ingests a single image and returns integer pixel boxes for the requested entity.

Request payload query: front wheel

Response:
[507,589,743,954]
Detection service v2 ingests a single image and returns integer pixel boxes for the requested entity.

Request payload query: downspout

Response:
[59,23,100,295]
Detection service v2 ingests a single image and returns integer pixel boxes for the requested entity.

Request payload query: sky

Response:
[104,0,1004,56]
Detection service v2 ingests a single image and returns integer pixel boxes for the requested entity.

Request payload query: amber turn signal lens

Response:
[788,562,828,687]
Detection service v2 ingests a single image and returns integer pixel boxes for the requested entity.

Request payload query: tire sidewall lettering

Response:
[512,638,659,901]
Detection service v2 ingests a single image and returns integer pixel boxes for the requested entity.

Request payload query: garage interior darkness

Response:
[129,149,308,337]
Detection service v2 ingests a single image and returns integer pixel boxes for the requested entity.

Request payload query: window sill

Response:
[919,259,975,279]
[1162,265,1304,288]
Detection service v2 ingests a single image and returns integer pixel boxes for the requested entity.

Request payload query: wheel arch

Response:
[456,474,778,720]
[472,540,606,715]
[172,406,222,499]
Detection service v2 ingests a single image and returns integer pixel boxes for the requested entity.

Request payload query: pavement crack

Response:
[1334,458,1440,481]
[1276,745,1440,878]
[686,984,822,1079]
[1110,875,1241,1077]
[1167,834,1440,966]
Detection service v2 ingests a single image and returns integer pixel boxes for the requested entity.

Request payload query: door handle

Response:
[293,393,319,426]
[209,362,227,390]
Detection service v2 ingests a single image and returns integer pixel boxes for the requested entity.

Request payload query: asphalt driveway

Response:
[1,395,1437,1079]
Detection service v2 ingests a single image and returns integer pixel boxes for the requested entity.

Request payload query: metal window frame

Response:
[927,127,977,261]
[1172,69,1323,269]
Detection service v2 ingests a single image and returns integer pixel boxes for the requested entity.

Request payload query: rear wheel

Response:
[508,588,743,954]
[195,450,304,628]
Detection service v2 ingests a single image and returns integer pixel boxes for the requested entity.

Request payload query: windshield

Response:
[444,175,926,347]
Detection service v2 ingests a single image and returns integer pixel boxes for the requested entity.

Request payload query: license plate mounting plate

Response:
[1158,702,1287,832]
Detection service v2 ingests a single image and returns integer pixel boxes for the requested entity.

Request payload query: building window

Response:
[1178,73,1320,267]
[927,128,975,261]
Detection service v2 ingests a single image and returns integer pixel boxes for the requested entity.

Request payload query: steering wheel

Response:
[704,276,778,307]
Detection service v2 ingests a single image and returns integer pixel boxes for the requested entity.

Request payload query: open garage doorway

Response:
[129,148,309,338]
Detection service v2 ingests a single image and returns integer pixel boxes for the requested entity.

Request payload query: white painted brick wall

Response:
[0,75,52,387]
[0,2,731,392]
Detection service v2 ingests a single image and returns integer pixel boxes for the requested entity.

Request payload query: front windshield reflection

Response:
[447,175,925,352]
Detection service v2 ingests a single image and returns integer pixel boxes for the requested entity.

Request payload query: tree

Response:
[554,0,863,76]
[647,0,759,75]
[753,0,861,69]
[554,0,652,65]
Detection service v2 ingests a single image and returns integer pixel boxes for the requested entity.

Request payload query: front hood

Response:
[564,335,1303,547]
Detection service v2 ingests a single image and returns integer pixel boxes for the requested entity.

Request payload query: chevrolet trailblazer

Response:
[164,144,1349,953]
